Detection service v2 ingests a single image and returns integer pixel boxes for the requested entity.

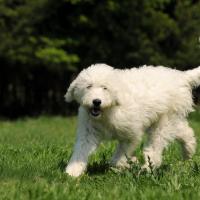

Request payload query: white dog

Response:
[64,64,200,177]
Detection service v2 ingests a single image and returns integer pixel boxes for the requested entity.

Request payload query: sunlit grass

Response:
[0,111,200,199]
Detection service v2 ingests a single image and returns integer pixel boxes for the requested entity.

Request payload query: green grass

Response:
[1,111,200,200]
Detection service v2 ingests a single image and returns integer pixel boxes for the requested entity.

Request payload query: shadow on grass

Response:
[57,155,171,177]
[58,153,110,176]
[87,161,110,176]
[58,159,67,172]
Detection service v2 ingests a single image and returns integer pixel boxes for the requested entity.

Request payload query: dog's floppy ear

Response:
[64,79,77,102]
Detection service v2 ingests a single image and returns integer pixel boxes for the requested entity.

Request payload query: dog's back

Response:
[114,66,200,119]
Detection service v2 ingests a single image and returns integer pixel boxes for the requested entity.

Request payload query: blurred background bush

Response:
[0,0,200,118]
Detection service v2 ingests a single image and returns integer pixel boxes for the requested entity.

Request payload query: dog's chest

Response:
[91,113,138,141]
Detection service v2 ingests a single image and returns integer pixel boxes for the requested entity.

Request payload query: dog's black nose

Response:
[93,99,101,106]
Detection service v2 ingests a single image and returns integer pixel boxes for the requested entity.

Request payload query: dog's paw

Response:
[141,162,158,173]
[141,164,151,172]
[128,156,138,164]
[110,156,138,169]
[65,163,85,177]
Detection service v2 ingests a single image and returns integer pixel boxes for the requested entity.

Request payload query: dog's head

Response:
[65,64,119,118]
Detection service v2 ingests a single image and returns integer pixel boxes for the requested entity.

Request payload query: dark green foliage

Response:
[0,0,200,117]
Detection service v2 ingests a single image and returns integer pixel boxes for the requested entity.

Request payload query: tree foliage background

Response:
[0,0,200,118]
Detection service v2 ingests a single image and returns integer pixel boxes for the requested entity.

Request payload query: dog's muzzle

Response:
[90,99,102,117]
[90,106,101,117]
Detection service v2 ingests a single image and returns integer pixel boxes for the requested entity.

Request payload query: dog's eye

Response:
[86,85,92,89]
[103,87,107,90]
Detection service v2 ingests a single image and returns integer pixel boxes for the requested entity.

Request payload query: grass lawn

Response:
[1,111,200,200]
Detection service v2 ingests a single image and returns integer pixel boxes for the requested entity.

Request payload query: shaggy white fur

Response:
[64,64,200,177]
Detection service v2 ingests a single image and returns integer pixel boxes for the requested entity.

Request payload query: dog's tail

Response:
[185,66,200,87]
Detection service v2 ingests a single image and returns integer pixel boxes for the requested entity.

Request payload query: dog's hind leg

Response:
[142,115,176,170]
[143,115,197,171]
[174,120,196,159]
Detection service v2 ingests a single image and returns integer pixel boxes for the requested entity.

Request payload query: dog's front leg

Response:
[65,109,100,177]
[65,131,99,177]
[110,141,138,168]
